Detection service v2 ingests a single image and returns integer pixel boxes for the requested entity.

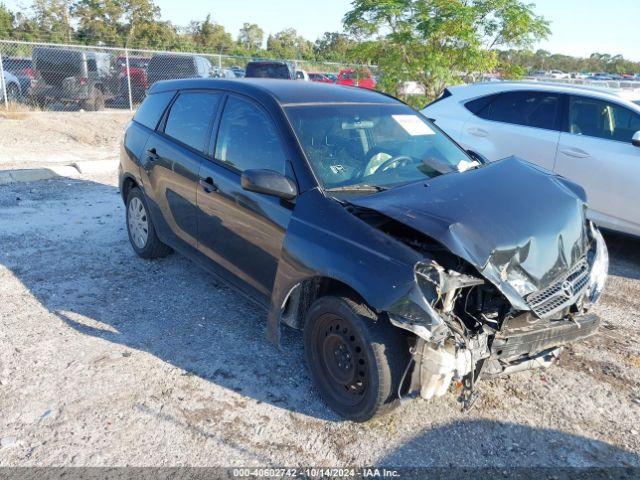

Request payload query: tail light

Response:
[24,67,35,78]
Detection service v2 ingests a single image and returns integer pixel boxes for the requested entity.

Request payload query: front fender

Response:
[267,188,421,344]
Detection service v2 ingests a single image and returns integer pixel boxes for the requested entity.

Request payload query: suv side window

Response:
[569,96,640,142]
[477,91,561,130]
[215,97,286,173]
[164,91,221,153]
[464,94,496,115]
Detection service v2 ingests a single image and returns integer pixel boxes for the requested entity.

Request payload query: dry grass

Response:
[0,101,37,120]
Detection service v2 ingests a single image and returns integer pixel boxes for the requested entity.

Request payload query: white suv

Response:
[422,82,640,237]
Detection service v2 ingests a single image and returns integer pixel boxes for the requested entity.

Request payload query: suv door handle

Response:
[199,177,218,193]
[146,148,160,161]
[561,148,590,159]
[467,127,489,138]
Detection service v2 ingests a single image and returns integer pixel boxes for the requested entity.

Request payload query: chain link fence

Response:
[0,39,377,112]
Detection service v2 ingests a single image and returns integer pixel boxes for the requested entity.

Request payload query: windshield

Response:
[246,63,291,79]
[285,104,475,190]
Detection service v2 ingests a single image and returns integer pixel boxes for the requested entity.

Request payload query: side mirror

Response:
[241,169,297,200]
[466,149,489,165]
[632,131,640,148]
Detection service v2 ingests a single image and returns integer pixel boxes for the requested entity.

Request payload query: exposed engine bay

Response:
[344,186,609,409]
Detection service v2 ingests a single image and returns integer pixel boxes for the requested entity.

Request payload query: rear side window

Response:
[475,91,561,130]
[164,92,221,153]
[133,91,174,130]
[245,63,291,79]
[465,94,496,115]
[215,97,286,173]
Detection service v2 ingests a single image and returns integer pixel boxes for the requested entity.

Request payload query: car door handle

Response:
[561,148,590,159]
[146,148,160,161]
[199,177,218,193]
[467,127,489,138]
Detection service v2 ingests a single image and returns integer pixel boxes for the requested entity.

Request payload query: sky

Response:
[3,0,640,60]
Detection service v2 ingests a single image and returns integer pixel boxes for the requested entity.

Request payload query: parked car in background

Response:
[422,82,640,237]
[230,66,245,78]
[295,69,309,81]
[3,57,35,96]
[147,54,213,87]
[119,78,607,421]
[588,73,614,81]
[323,73,338,83]
[308,72,333,83]
[337,68,376,89]
[212,67,237,79]
[244,61,294,79]
[116,55,150,103]
[548,70,570,79]
[1,70,22,101]
[31,47,118,110]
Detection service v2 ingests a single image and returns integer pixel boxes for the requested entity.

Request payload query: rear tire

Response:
[6,83,20,102]
[125,187,172,259]
[303,295,408,422]
[81,88,105,111]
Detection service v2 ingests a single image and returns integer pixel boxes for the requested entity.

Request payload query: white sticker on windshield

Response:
[392,115,435,136]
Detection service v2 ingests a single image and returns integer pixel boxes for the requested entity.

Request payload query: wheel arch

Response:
[277,275,375,333]
[120,173,140,203]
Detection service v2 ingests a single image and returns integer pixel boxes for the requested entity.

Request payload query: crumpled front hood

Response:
[347,157,591,310]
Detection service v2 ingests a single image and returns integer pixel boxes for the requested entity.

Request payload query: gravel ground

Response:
[0,111,131,169]
[0,172,639,467]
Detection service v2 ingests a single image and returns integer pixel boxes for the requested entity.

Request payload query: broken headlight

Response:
[586,223,608,304]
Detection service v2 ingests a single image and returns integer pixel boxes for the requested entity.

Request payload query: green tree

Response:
[0,3,14,37]
[344,0,550,103]
[238,22,263,51]
[190,14,233,52]
[266,28,313,59]
[314,32,356,61]
[29,0,74,42]
[73,0,176,47]
[74,0,125,45]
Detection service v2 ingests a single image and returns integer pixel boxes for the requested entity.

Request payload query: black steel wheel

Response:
[304,295,408,422]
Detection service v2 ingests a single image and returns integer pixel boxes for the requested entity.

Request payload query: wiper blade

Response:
[325,184,387,193]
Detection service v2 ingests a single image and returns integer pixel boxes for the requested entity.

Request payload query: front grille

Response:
[526,260,590,318]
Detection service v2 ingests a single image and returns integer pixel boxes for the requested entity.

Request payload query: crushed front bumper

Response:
[484,312,600,375]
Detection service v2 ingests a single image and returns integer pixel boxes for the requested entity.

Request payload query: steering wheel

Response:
[375,155,417,173]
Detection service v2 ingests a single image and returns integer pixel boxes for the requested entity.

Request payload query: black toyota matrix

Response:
[119,79,608,421]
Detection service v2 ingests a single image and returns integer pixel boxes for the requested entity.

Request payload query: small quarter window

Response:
[133,91,174,130]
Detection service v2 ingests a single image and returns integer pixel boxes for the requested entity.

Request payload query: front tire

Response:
[126,187,172,259]
[304,295,408,422]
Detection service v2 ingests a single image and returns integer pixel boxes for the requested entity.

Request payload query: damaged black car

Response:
[119,79,609,421]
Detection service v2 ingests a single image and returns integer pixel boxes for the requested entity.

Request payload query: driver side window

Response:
[215,97,286,173]
[570,96,640,142]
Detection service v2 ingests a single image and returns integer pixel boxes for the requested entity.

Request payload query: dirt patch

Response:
[0,111,131,169]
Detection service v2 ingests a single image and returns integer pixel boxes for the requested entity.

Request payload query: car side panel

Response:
[196,160,290,302]
[457,115,560,170]
[139,132,201,248]
[554,132,640,236]
[119,121,149,194]
[266,188,422,344]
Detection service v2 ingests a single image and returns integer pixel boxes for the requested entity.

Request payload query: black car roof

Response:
[147,78,399,106]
